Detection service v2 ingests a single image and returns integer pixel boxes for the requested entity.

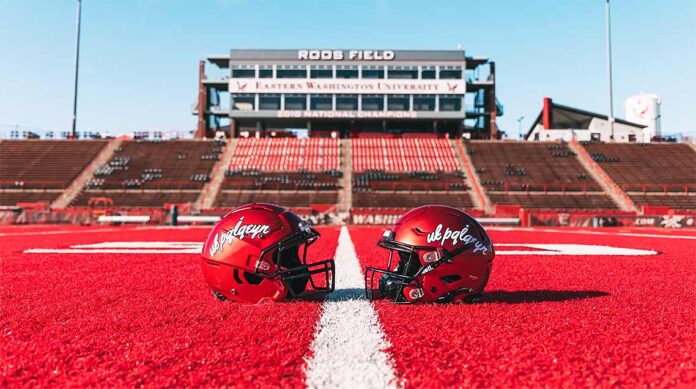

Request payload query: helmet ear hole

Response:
[396,251,420,277]
[440,275,462,284]
[274,246,310,296]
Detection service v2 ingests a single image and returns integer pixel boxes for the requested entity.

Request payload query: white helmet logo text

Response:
[426,224,488,255]
[209,216,271,256]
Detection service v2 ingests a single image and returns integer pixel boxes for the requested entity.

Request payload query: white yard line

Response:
[304,226,399,389]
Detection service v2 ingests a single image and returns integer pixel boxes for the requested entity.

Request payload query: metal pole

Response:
[605,0,615,140]
[71,0,82,138]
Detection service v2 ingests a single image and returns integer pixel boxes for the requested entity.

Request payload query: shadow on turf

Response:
[288,289,609,304]
[287,288,365,302]
[476,290,609,304]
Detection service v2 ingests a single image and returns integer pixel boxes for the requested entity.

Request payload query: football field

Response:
[2,225,695,387]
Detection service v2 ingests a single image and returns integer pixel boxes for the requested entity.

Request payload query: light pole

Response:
[605,0,615,141]
[517,116,524,139]
[71,0,82,138]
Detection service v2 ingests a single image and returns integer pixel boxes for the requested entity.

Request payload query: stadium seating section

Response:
[488,193,618,210]
[223,171,341,191]
[348,137,473,209]
[0,140,108,205]
[467,141,600,192]
[466,141,617,210]
[0,191,63,205]
[353,192,474,209]
[1,137,693,212]
[72,191,201,208]
[582,142,696,210]
[627,194,696,210]
[214,191,338,209]
[352,138,459,172]
[231,138,339,171]
[71,140,223,208]
[86,140,222,190]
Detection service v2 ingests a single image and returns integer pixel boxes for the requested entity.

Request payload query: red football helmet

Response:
[365,205,495,303]
[201,203,335,303]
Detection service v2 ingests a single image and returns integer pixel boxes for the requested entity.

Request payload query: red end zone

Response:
[2,225,695,386]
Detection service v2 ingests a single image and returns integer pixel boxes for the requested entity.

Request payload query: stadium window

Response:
[336,69,359,79]
[259,69,273,78]
[310,95,332,110]
[310,68,333,78]
[387,95,409,111]
[362,68,384,79]
[362,95,384,111]
[277,69,306,78]
[232,69,255,78]
[413,95,435,111]
[259,94,281,110]
[336,95,358,110]
[439,95,462,111]
[285,94,307,110]
[439,69,463,79]
[421,69,436,79]
[232,94,255,111]
[388,68,418,79]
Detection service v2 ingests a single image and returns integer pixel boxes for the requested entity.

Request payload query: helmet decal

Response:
[209,216,271,256]
[425,223,488,255]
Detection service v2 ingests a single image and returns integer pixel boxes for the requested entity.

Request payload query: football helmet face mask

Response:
[365,205,495,303]
[201,203,335,303]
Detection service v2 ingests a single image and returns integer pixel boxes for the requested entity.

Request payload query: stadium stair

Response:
[457,141,491,213]
[567,140,637,213]
[689,142,696,155]
[197,138,237,210]
[338,139,352,213]
[51,139,123,209]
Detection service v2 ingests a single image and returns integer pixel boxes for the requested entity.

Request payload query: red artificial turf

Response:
[1,226,339,387]
[351,226,696,387]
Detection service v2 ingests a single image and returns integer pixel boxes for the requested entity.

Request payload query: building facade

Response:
[195,49,500,139]
[525,98,648,143]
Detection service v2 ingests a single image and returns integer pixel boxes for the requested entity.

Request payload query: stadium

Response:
[1,1,695,388]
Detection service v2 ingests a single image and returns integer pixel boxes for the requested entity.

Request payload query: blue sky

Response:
[1,0,694,138]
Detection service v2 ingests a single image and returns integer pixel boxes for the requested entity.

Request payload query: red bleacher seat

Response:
[351,138,459,172]
[230,138,340,171]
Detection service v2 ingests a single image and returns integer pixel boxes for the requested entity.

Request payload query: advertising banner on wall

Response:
[229,78,466,95]
[527,212,696,228]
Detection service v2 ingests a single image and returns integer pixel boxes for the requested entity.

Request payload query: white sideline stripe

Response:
[24,248,201,254]
[97,215,150,223]
[0,225,202,237]
[495,244,658,256]
[304,227,398,389]
[71,241,201,248]
[177,215,221,223]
